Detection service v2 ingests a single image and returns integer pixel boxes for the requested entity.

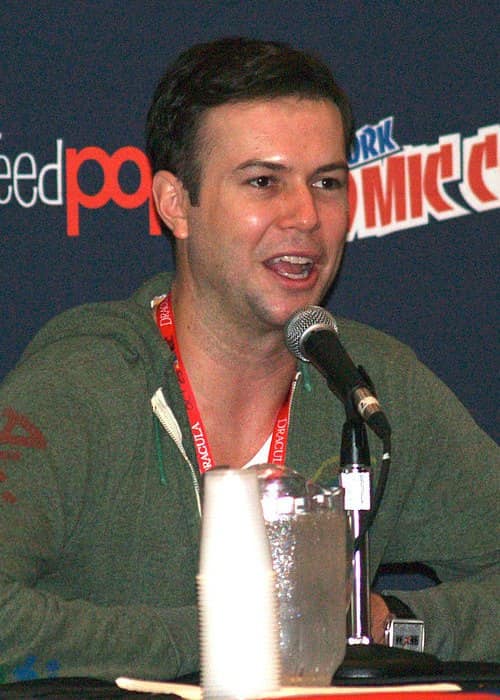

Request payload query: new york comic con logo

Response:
[0,117,498,238]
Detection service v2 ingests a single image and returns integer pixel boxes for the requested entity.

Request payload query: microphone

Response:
[284,305,390,439]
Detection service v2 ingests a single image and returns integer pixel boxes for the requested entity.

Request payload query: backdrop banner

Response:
[1,1,498,442]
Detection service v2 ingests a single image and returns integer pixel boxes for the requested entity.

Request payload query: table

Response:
[0,660,498,699]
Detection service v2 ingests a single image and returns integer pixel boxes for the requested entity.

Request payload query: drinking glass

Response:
[249,464,350,687]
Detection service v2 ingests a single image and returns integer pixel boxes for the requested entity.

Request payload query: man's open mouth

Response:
[264,255,315,280]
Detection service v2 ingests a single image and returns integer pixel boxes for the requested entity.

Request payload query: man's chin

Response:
[261,298,323,331]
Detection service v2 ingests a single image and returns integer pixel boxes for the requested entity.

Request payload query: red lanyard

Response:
[154,293,294,473]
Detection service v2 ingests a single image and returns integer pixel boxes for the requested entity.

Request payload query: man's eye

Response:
[313,176,343,190]
[249,175,275,188]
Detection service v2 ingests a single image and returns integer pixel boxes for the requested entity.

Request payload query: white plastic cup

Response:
[198,468,281,700]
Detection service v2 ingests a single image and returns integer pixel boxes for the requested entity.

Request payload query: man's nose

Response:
[279,184,320,232]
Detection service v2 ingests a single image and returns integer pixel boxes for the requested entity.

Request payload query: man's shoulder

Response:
[130,271,174,307]
[335,315,418,365]
[301,313,426,410]
[14,273,174,377]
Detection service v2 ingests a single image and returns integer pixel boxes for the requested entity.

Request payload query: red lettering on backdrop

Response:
[407,153,424,219]
[65,145,161,237]
[345,126,500,239]
[467,133,498,204]
[347,172,357,231]
[361,155,407,228]
[423,142,455,214]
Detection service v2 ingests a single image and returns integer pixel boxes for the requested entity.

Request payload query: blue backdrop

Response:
[1,1,498,443]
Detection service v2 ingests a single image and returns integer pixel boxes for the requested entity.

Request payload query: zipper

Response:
[290,369,302,405]
[151,387,202,516]
[151,370,303,516]
[286,369,302,450]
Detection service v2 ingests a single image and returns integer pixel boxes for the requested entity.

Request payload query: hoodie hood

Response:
[17,272,175,396]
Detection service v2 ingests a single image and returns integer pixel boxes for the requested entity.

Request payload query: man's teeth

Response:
[267,255,314,279]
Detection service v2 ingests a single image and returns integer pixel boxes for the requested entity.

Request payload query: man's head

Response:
[146,37,353,206]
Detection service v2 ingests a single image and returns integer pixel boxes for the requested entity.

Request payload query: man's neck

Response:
[170,280,296,388]
[169,283,297,467]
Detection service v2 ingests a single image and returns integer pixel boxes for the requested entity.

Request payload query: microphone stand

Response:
[340,417,372,647]
[334,399,441,682]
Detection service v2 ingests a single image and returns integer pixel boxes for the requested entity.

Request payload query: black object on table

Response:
[0,676,180,699]
[333,644,500,690]
[0,660,498,698]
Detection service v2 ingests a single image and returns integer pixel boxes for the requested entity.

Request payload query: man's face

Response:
[177,97,349,332]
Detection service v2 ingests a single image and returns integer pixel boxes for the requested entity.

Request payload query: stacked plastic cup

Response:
[198,468,281,700]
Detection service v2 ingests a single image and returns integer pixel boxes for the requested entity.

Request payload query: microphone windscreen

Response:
[284,305,338,362]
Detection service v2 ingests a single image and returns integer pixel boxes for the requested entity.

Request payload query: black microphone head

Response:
[284,305,338,362]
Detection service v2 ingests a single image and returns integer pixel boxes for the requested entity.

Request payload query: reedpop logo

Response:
[0,136,161,236]
[0,118,498,239]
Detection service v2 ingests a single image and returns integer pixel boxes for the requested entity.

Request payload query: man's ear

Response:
[152,171,190,240]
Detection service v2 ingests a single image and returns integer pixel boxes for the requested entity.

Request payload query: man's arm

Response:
[0,576,198,683]
[370,351,500,662]
[0,339,200,683]
[380,563,499,661]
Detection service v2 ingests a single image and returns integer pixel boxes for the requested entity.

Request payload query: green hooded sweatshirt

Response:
[0,272,498,683]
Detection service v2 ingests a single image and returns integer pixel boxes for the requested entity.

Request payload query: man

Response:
[0,37,498,684]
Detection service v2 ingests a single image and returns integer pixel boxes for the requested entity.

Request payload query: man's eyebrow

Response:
[235,159,348,173]
[236,160,288,172]
[314,161,348,174]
